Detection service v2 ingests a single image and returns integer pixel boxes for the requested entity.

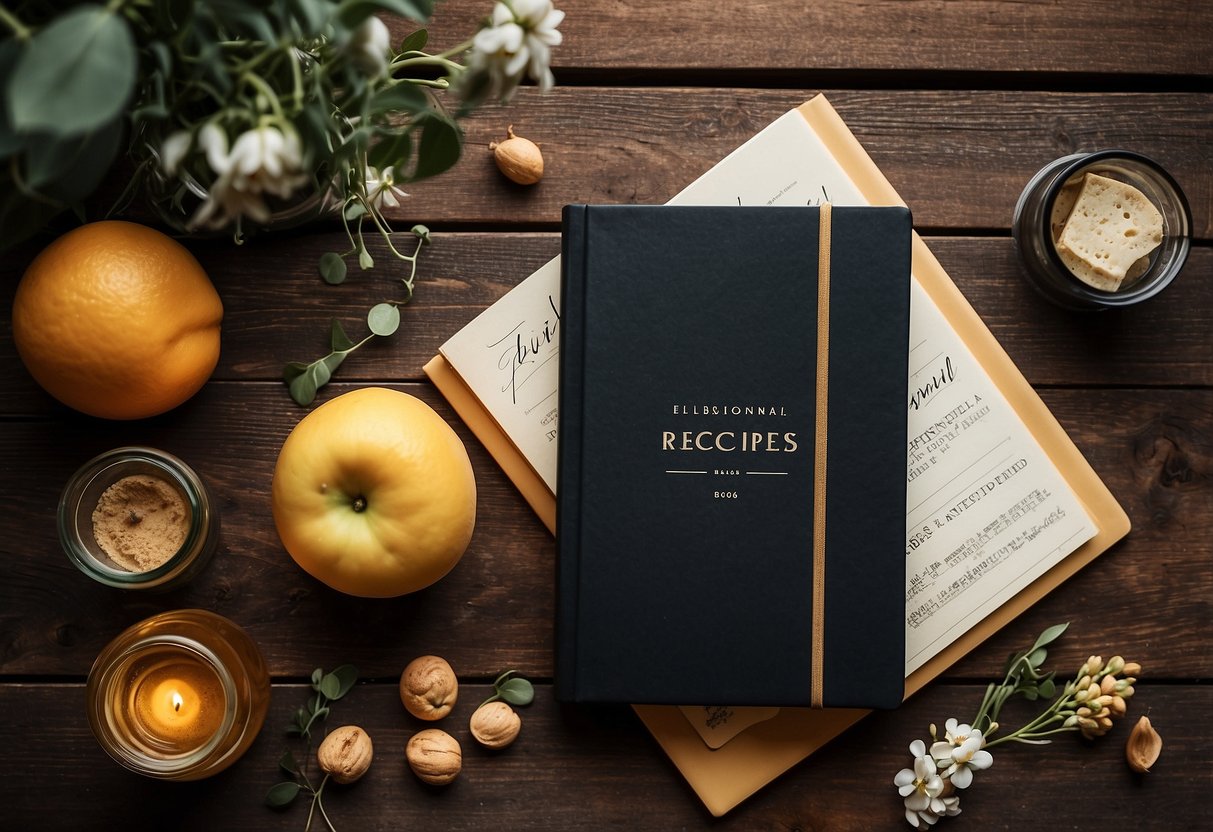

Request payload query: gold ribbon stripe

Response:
[811,203,832,709]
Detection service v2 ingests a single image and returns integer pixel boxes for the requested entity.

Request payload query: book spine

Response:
[555,204,589,701]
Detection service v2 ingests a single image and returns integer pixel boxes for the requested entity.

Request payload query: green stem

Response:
[391,54,464,72]
[0,6,31,40]
[315,774,337,832]
[242,71,285,119]
[397,78,451,89]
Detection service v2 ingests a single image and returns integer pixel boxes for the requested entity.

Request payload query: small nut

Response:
[1125,715,1162,773]
[400,655,458,721]
[406,728,462,785]
[489,126,544,185]
[469,701,522,749]
[317,725,373,784]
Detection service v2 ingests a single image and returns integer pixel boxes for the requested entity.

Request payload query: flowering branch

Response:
[894,623,1142,829]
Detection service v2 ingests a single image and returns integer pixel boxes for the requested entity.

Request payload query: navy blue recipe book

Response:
[556,204,912,709]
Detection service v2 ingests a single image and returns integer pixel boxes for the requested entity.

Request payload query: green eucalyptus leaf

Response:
[358,248,375,270]
[279,751,301,777]
[1027,647,1048,669]
[1031,622,1069,652]
[320,252,348,285]
[498,677,534,707]
[411,110,461,181]
[367,303,400,336]
[311,668,323,685]
[10,6,138,137]
[343,202,367,221]
[337,0,434,29]
[411,224,431,243]
[289,0,331,33]
[284,362,310,384]
[318,351,347,383]
[265,781,302,808]
[370,84,428,115]
[1039,678,1056,698]
[331,664,359,698]
[24,116,123,204]
[367,130,412,170]
[0,40,25,156]
[330,319,355,352]
[400,28,429,53]
[319,673,342,700]
[288,366,320,406]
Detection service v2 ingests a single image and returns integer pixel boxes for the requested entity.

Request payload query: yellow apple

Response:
[271,387,476,597]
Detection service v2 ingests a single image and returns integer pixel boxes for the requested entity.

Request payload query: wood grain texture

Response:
[417,0,1213,77]
[0,385,1208,679]
[1,234,1211,412]
[2,682,1207,831]
[392,90,1213,237]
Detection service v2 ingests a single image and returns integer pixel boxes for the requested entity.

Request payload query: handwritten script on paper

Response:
[439,108,1095,674]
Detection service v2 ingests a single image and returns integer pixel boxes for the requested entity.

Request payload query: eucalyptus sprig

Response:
[289,665,360,739]
[267,665,359,831]
[480,669,535,708]
[284,224,429,405]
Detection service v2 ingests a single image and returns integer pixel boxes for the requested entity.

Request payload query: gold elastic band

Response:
[811,203,832,709]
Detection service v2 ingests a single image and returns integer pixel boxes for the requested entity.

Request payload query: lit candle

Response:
[128,652,226,754]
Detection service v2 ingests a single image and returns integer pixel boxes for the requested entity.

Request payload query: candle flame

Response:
[172,692,184,713]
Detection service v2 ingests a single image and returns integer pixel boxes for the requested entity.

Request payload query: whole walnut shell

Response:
[406,728,462,785]
[469,701,522,749]
[317,725,373,784]
[400,655,458,721]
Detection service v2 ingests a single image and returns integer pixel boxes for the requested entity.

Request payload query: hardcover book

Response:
[425,95,1128,814]
[556,204,912,709]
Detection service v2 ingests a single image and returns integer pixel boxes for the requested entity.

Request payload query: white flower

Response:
[350,16,392,77]
[159,130,192,176]
[894,740,944,815]
[198,123,233,176]
[929,719,992,789]
[468,0,564,99]
[188,124,309,230]
[364,165,408,210]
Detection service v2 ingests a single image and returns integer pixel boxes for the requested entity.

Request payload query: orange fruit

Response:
[12,221,223,419]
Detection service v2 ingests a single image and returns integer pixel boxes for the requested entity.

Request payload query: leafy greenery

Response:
[268,665,359,830]
[283,224,428,405]
[480,669,536,708]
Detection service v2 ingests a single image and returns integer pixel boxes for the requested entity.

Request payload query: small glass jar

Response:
[87,609,271,780]
[1012,150,1192,310]
[59,447,219,590]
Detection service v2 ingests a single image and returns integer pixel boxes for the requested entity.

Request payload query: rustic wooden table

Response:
[1,1,1210,828]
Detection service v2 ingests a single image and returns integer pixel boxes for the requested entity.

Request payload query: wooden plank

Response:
[2,681,1206,829]
[0,386,1208,679]
[1,234,1210,411]
[396,90,1213,236]
[418,0,1213,77]
[76,91,1213,234]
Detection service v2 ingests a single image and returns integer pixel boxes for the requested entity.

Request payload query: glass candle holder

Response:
[1012,150,1192,310]
[87,609,271,780]
[59,447,219,590]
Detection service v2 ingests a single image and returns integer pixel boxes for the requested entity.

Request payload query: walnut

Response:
[406,728,462,785]
[317,725,373,784]
[469,701,521,749]
[400,655,458,721]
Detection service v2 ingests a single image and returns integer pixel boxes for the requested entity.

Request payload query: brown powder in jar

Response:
[91,475,189,572]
